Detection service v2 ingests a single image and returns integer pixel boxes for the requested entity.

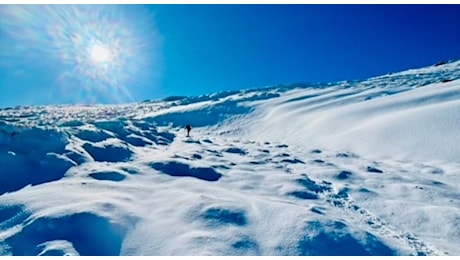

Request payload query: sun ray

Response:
[0,5,160,104]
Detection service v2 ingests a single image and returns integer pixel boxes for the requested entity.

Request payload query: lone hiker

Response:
[185,124,192,137]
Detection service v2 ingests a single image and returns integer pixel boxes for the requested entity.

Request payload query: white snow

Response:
[0,61,459,256]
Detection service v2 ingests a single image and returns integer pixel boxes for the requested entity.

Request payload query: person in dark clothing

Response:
[185,124,192,137]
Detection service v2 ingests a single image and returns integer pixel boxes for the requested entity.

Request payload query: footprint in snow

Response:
[281,158,305,164]
[223,147,247,155]
[192,154,202,160]
[202,139,213,144]
[313,159,325,164]
[366,166,384,174]
[297,220,397,256]
[322,180,440,256]
[287,175,332,200]
[276,153,290,157]
[336,170,353,180]
[336,152,358,158]
[183,138,201,144]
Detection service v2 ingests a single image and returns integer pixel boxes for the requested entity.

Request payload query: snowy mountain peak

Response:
[0,61,459,256]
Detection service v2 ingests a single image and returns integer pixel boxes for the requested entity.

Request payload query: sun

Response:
[1,5,159,103]
[89,44,113,64]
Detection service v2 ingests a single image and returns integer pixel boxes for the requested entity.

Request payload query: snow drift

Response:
[239,60,460,164]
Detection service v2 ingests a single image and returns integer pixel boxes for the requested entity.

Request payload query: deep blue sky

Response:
[1,4,460,107]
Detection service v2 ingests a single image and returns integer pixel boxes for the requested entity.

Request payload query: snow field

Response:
[0,61,459,255]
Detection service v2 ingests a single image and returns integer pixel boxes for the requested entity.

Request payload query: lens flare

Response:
[0,5,160,104]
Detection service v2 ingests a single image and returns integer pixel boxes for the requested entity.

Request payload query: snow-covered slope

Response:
[237,60,460,164]
[0,61,459,256]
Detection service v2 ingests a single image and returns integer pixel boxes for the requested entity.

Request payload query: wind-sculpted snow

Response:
[82,142,133,163]
[145,100,252,127]
[139,90,282,128]
[149,161,222,182]
[0,61,459,255]
[4,212,126,256]
[238,61,460,164]
[0,122,73,194]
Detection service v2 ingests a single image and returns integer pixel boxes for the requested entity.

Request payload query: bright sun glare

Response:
[89,44,112,64]
[0,5,159,103]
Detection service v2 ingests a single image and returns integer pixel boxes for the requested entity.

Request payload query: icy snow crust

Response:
[0,61,459,255]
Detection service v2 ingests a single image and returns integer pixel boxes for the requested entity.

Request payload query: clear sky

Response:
[1,4,460,108]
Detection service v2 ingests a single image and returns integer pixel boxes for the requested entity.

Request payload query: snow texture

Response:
[0,61,459,256]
